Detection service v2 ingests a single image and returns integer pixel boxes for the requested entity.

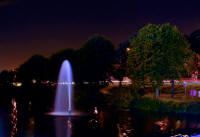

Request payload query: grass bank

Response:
[105,84,200,114]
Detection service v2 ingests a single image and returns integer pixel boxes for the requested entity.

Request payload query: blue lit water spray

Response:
[54,60,73,113]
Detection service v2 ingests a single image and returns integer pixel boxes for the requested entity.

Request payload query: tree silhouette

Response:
[189,29,200,53]
[78,35,115,84]
[47,49,75,81]
[17,55,47,84]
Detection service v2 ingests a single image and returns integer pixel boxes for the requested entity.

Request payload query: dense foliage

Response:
[17,55,47,84]
[127,24,191,92]
[77,35,115,83]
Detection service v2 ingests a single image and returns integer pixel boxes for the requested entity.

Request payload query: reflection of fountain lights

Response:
[171,134,189,137]
[55,117,72,137]
[67,120,72,129]
[10,98,18,137]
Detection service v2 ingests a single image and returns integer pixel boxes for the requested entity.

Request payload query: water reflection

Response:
[155,116,200,132]
[117,113,134,137]
[155,118,169,132]
[54,117,72,137]
[89,107,99,130]
[94,107,98,115]
[26,117,35,137]
[6,97,200,137]
[10,98,18,137]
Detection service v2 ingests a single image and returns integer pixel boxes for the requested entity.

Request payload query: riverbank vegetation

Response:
[105,84,200,114]
[1,23,200,115]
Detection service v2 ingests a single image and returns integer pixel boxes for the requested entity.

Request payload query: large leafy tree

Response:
[186,30,200,73]
[183,52,197,77]
[78,35,115,84]
[0,70,15,86]
[127,23,191,97]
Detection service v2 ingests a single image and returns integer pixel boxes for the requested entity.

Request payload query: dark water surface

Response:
[1,92,200,137]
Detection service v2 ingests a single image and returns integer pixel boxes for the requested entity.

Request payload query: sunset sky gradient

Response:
[0,0,200,71]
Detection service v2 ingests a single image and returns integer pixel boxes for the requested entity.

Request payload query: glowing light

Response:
[126,48,130,51]
[58,82,73,85]
[190,89,197,97]
[12,82,22,87]
[94,107,98,114]
[32,79,36,84]
[198,91,200,98]
[155,120,168,131]
[184,82,187,87]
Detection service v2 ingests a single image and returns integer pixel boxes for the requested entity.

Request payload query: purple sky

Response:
[0,0,200,71]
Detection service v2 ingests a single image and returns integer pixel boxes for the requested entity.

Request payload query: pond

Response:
[1,89,200,137]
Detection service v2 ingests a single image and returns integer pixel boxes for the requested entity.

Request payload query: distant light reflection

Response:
[26,117,35,136]
[117,113,134,137]
[89,107,100,130]
[94,107,98,115]
[155,120,168,131]
[10,98,18,137]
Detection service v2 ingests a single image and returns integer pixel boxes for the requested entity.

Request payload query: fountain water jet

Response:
[48,60,80,116]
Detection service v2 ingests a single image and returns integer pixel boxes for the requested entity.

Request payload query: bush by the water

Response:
[130,97,200,114]
[106,87,139,109]
[107,87,200,114]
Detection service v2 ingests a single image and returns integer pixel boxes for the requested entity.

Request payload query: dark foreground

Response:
[1,85,200,137]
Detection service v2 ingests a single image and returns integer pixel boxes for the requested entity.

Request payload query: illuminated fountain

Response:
[49,60,79,116]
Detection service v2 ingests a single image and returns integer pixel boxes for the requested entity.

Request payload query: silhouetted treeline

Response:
[184,29,200,76]
[13,35,116,85]
[2,28,200,86]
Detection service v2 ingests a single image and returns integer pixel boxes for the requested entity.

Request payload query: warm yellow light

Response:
[16,83,22,87]
[126,48,130,51]
[13,82,22,87]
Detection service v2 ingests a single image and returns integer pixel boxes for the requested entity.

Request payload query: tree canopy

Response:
[77,35,115,84]
[0,70,15,86]
[113,34,137,84]
[17,54,47,84]
[189,29,200,54]
[127,23,191,90]
[47,48,76,81]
